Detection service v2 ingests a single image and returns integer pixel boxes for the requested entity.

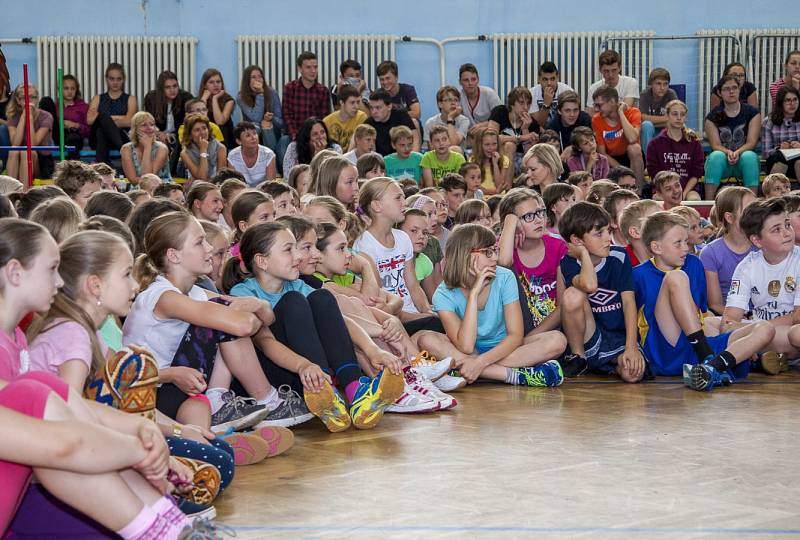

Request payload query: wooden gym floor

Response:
[216,372,800,540]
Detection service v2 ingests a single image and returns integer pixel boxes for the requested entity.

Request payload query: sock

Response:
[115,504,160,540]
[505,368,521,385]
[147,497,190,540]
[257,386,282,411]
[205,387,227,415]
[344,380,360,403]
[686,330,714,362]
[709,350,736,372]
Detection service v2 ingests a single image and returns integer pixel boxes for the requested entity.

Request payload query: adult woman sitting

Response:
[521,143,562,193]
[143,70,193,173]
[236,65,284,155]
[226,121,276,186]
[282,117,342,174]
[762,85,800,180]
[120,111,171,185]
[5,84,54,180]
[87,63,137,165]
[703,74,761,200]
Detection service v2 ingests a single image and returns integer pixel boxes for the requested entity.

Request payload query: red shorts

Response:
[0,372,69,533]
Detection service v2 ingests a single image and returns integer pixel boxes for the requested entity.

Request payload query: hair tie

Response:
[355,206,365,216]
[411,195,434,211]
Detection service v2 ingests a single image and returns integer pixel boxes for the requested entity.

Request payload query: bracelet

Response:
[172,423,183,437]
[199,152,209,159]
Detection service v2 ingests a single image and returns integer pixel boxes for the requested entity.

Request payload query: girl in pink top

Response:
[498,188,568,336]
[0,219,199,539]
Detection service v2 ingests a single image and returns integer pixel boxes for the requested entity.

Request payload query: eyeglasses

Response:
[471,246,500,258]
[433,201,448,210]
[518,209,547,223]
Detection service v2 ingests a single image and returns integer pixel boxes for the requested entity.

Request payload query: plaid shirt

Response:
[282,79,331,140]
[762,117,800,155]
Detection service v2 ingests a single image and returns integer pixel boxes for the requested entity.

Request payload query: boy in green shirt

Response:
[421,125,466,187]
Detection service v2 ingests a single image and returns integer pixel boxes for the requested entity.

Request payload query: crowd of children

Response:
[1,45,800,538]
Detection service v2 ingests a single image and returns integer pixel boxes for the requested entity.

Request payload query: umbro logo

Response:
[589,288,619,306]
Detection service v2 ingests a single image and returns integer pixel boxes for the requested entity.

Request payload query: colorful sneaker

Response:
[687,362,734,391]
[407,367,457,410]
[254,385,314,428]
[560,353,588,378]
[219,433,269,466]
[304,381,352,432]
[409,351,452,381]
[433,374,467,392]
[210,391,269,434]
[759,351,788,375]
[350,369,405,429]
[386,370,441,413]
[173,457,222,506]
[513,361,564,387]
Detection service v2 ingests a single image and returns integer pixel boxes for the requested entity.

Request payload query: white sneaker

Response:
[433,374,467,392]
[409,351,452,381]
[406,367,457,410]
[386,375,440,414]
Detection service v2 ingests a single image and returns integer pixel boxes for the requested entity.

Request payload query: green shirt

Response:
[99,315,123,352]
[313,271,356,286]
[385,152,424,184]
[415,252,434,282]
[420,151,466,185]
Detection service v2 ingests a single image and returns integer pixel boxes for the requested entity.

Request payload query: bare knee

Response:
[618,366,643,383]
[754,321,776,346]
[544,331,568,357]
[562,286,587,312]
[663,268,689,289]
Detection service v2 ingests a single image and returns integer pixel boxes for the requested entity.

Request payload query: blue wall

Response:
[0,0,792,127]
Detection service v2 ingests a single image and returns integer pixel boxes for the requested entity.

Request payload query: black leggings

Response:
[237,289,361,396]
[90,113,129,164]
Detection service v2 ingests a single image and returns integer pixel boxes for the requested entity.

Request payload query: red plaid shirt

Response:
[282,79,331,139]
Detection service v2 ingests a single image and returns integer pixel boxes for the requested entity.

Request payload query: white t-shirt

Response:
[352,229,418,313]
[123,275,210,369]
[423,114,470,148]
[726,246,800,321]
[227,145,276,187]
[529,82,574,121]
[460,85,502,126]
[585,75,640,107]
[343,149,358,164]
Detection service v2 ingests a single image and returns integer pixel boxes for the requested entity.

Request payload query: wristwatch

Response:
[199,152,209,159]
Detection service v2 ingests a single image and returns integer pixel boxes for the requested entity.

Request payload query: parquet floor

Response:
[216,372,800,539]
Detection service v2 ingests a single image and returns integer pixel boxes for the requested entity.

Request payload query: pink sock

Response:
[144,496,189,539]
[345,380,360,403]
[116,504,160,540]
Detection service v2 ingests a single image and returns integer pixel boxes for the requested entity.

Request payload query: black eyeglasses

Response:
[471,246,500,258]
[518,209,547,223]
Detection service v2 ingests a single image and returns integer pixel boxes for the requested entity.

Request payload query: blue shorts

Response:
[644,327,750,379]
[582,329,649,374]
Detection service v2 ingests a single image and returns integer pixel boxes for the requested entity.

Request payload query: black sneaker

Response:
[210,391,269,434]
[254,385,314,428]
[560,354,588,378]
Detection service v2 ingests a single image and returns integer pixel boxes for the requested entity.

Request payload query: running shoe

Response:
[349,369,405,429]
[409,351,452,381]
[304,380,352,432]
[406,367,457,410]
[210,391,269,434]
[512,361,564,387]
[254,385,314,428]
[433,374,467,392]
[686,362,734,392]
[559,353,588,378]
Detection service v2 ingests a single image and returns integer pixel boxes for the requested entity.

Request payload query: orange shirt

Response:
[592,108,641,157]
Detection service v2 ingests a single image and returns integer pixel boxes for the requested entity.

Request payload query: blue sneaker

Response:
[350,370,404,429]
[513,360,564,387]
[687,362,734,391]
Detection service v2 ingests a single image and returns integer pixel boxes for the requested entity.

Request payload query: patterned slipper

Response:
[173,457,222,506]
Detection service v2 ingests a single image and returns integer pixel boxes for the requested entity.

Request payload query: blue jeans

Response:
[640,120,658,153]
[703,150,760,187]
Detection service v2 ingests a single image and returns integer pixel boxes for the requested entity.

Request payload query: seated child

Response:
[439,173,467,229]
[619,199,661,266]
[356,151,385,180]
[53,160,102,209]
[762,172,791,199]
[459,162,484,200]
[558,202,646,381]
[542,183,579,239]
[421,125,466,188]
[567,171,593,200]
[720,199,800,371]
[343,124,377,164]
[384,125,423,184]
[633,211,774,390]
[567,126,609,180]
[671,205,705,255]
[652,170,683,211]
[453,199,492,227]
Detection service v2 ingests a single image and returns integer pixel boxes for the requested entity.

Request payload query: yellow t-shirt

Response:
[469,154,510,191]
[178,122,225,145]
[323,110,367,150]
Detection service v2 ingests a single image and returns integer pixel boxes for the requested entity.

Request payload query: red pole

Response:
[22,64,33,189]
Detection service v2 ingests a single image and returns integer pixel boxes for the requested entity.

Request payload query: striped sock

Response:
[144,497,189,539]
[115,504,160,540]
[505,368,520,385]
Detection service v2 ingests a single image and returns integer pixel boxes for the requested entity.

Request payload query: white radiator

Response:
[236,34,397,98]
[491,31,654,107]
[36,36,197,107]
[697,28,800,130]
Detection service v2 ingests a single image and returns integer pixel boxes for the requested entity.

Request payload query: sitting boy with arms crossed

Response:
[633,211,774,391]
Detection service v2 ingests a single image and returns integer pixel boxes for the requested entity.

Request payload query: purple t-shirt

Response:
[512,234,567,327]
[8,110,54,154]
[699,237,756,299]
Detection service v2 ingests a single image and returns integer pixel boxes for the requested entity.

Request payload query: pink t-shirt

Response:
[29,319,108,377]
[512,235,567,327]
[0,327,30,381]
